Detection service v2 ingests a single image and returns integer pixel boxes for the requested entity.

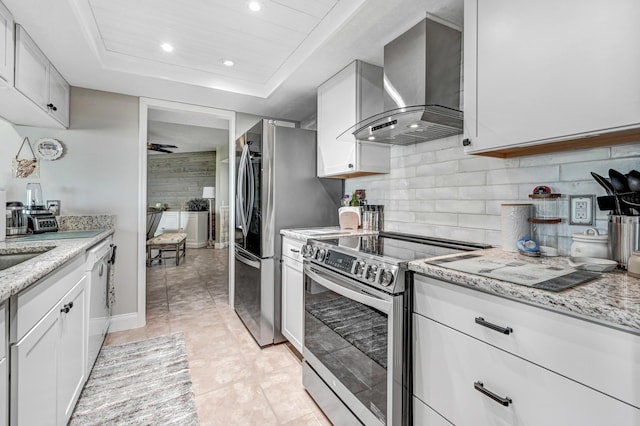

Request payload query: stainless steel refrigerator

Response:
[234,119,342,347]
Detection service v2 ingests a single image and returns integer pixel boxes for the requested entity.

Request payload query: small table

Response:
[146,232,187,266]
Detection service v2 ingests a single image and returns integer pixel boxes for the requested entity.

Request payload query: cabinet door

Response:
[464,0,640,154]
[0,1,14,85]
[57,277,86,425]
[317,62,357,177]
[281,256,303,353]
[15,25,49,112]
[48,65,69,127]
[156,211,180,235]
[11,303,59,426]
[0,357,6,426]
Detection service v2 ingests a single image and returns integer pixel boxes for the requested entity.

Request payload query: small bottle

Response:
[349,191,359,207]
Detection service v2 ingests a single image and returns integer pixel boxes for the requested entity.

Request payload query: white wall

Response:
[345,135,640,255]
[0,87,140,316]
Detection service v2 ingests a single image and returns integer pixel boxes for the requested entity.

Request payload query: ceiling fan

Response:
[147,142,178,153]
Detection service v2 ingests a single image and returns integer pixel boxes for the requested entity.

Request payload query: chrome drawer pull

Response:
[290,248,300,253]
[475,317,513,335]
[474,381,512,407]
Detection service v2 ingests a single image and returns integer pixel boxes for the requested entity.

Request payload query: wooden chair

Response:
[146,211,187,267]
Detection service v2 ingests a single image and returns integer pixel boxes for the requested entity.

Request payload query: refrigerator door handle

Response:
[245,150,255,232]
[236,144,249,236]
[235,248,261,269]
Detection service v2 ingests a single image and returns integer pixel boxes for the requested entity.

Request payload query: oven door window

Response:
[304,273,388,423]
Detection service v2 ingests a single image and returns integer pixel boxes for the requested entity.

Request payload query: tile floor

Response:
[104,248,330,426]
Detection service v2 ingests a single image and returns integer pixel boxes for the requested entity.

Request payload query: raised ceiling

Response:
[72,0,364,97]
[4,0,463,122]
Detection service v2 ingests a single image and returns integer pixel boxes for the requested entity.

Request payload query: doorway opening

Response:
[138,98,236,327]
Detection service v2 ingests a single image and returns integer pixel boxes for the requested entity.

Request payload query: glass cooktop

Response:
[317,232,491,264]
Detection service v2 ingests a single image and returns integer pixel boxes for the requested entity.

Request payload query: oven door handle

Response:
[305,266,391,314]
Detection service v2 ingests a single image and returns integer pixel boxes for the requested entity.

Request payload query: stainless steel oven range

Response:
[301,231,489,425]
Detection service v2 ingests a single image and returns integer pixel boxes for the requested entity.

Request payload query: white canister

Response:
[570,228,609,259]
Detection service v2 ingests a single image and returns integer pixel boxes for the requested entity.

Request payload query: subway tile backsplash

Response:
[344,136,640,254]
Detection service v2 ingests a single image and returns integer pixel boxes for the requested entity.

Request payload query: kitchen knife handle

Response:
[474,381,512,407]
[475,317,513,335]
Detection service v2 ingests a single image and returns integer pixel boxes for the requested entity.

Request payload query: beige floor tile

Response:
[106,247,331,425]
[195,382,279,426]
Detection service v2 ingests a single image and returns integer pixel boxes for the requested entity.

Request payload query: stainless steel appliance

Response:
[6,201,27,235]
[25,182,58,233]
[301,232,490,425]
[340,16,463,145]
[234,119,342,347]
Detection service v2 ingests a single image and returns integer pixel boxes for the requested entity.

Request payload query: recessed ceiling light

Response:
[161,43,174,52]
[248,1,261,12]
[409,123,419,128]
[223,59,235,67]
[367,136,376,141]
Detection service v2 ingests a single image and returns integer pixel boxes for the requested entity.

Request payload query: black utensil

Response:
[590,172,614,195]
[628,170,640,192]
[609,169,630,193]
[597,195,616,211]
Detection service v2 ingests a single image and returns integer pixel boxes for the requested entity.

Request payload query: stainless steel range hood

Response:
[340,16,463,145]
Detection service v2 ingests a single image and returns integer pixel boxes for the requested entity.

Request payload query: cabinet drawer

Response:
[413,314,640,426]
[11,254,85,342]
[413,397,452,426]
[413,274,640,408]
[282,236,304,263]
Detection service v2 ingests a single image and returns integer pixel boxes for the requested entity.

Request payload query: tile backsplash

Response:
[345,136,640,254]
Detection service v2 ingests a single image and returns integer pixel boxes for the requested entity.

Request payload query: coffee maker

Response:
[25,183,58,233]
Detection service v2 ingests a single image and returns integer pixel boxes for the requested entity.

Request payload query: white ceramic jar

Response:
[627,251,640,277]
[570,228,609,259]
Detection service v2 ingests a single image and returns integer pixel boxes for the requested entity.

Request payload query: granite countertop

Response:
[281,226,378,241]
[408,247,640,335]
[0,228,115,304]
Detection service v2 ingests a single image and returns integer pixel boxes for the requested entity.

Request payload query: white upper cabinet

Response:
[317,60,390,178]
[463,0,640,156]
[48,65,70,127]
[0,1,14,85]
[14,25,70,128]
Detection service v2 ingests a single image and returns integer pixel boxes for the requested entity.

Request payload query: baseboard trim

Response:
[109,312,145,332]
[215,242,229,249]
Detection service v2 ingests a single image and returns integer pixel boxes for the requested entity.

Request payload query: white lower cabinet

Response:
[10,255,87,426]
[156,211,207,248]
[412,274,640,425]
[0,302,6,426]
[281,236,304,353]
[181,211,208,248]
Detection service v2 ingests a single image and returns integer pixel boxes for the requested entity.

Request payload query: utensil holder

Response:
[607,215,640,269]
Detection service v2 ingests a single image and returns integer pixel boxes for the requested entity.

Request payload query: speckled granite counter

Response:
[281,227,378,241]
[0,228,114,304]
[408,248,640,335]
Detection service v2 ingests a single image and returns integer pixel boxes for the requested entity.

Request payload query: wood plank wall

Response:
[147,151,216,210]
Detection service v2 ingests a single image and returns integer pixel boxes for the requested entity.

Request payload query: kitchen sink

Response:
[0,248,53,271]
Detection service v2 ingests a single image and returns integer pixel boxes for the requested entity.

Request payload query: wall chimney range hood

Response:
[339,16,463,145]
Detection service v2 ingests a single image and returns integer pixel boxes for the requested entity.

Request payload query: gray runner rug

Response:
[69,332,199,425]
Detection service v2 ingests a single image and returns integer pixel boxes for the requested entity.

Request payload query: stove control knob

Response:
[301,245,314,258]
[315,249,326,262]
[366,265,378,282]
[379,269,394,287]
[354,260,366,277]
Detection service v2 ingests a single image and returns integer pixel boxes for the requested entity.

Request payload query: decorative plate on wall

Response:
[34,138,64,160]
